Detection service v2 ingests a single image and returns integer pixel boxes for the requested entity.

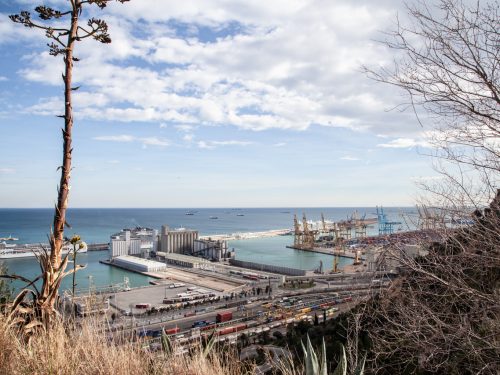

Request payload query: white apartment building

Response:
[109,227,158,258]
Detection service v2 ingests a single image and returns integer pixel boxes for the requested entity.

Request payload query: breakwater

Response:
[229,258,306,276]
[201,228,291,241]
[3,242,109,252]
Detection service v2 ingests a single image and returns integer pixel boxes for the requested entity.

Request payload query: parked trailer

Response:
[164,327,181,335]
[217,323,247,336]
[216,311,233,323]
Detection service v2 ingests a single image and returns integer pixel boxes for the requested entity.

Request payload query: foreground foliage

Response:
[355,192,500,374]
[0,314,250,375]
[7,0,128,329]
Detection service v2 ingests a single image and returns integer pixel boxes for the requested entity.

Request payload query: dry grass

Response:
[0,314,253,375]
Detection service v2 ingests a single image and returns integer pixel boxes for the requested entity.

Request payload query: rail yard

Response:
[65,208,437,357]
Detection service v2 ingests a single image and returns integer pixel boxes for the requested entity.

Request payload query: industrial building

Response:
[193,238,232,261]
[365,244,427,272]
[159,225,198,254]
[73,294,110,316]
[109,227,158,258]
[157,253,212,268]
[112,255,167,272]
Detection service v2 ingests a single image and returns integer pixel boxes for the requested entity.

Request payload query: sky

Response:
[0,0,441,208]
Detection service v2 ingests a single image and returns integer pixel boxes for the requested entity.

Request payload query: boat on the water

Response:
[209,216,218,219]
[236,214,245,216]
[0,242,88,259]
[185,212,195,215]
[0,235,18,241]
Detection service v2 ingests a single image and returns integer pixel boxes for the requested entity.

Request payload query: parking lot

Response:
[110,283,220,314]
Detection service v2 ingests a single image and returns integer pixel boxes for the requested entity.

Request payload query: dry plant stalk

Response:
[7,0,128,330]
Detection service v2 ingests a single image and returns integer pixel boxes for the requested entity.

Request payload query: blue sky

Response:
[0,0,440,208]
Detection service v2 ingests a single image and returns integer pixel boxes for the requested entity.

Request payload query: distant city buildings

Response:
[109,227,158,258]
[193,238,231,261]
[108,224,231,263]
[159,225,198,254]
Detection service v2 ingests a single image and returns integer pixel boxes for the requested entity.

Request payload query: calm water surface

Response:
[0,207,409,292]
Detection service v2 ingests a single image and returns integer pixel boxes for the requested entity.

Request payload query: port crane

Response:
[376,206,402,235]
[416,205,446,230]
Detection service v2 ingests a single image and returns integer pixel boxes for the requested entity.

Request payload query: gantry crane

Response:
[293,214,303,247]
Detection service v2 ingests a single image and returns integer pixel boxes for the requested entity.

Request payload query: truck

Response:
[216,311,233,323]
[192,320,210,328]
[164,327,181,335]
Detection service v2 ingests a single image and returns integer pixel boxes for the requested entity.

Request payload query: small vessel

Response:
[185,212,195,215]
[0,235,19,241]
[236,214,245,216]
[209,216,218,219]
[0,241,16,248]
[0,242,88,259]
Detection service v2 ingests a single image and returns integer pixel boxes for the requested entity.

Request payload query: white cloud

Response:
[13,0,420,137]
[141,137,170,147]
[340,156,359,161]
[273,142,286,147]
[0,76,7,81]
[0,168,15,174]
[197,140,253,149]
[107,160,120,164]
[175,124,195,132]
[93,135,169,147]
[377,138,430,149]
[94,135,135,143]
[410,175,444,182]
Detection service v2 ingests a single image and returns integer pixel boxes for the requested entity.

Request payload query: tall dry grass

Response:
[0,314,253,375]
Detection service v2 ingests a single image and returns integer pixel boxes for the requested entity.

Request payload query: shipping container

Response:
[216,311,233,323]
[164,327,181,335]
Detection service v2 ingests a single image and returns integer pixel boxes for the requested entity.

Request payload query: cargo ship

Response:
[0,242,88,259]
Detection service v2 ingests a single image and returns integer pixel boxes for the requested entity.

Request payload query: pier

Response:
[285,245,364,260]
[5,242,109,252]
[87,242,109,251]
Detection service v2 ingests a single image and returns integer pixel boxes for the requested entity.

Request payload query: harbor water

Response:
[0,207,409,291]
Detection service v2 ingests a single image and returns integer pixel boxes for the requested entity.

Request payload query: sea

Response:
[0,207,409,293]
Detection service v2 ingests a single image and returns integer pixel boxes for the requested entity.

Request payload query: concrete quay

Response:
[285,245,365,260]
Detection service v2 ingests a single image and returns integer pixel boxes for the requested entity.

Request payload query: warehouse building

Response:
[193,238,232,261]
[112,255,167,272]
[157,253,212,268]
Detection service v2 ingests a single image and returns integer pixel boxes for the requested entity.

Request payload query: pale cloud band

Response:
[93,135,170,147]
[377,138,430,149]
[197,140,254,149]
[4,0,422,138]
